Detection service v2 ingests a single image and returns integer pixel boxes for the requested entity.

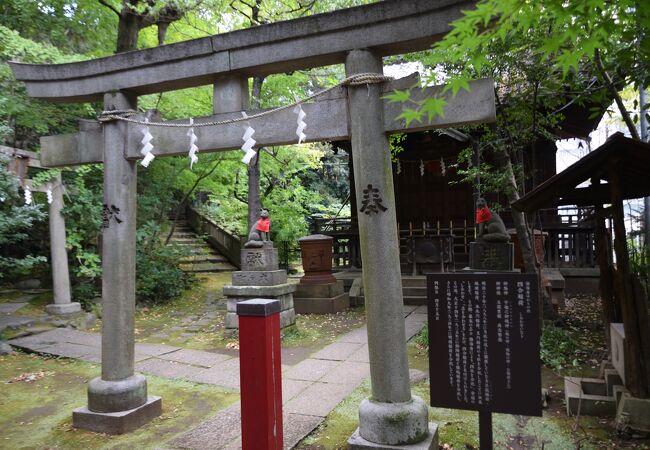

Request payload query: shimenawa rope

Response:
[97,73,391,127]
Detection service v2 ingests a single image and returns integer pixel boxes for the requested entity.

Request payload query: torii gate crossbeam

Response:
[9,0,473,102]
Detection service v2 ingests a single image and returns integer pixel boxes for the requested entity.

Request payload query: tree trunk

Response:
[609,161,650,398]
[498,150,541,323]
[116,10,141,53]
[594,49,640,140]
[500,154,537,273]
[157,22,170,46]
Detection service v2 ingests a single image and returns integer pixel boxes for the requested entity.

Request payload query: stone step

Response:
[403,296,428,306]
[172,240,208,246]
[180,262,236,273]
[180,255,228,263]
[181,246,216,254]
[166,220,235,273]
[403,286,427,297]
[401,277,427,287]
[170,238,207,245]
[171,231,194,237]
[541,268,565,289]
[171,226,193,232]
[171,232,197,238]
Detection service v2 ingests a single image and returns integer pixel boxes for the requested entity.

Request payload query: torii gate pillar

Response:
[44,174,80,315]
[345,50,437,448]
[73,91,161,434]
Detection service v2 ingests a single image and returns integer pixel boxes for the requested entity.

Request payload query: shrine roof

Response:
[512,133,650,212]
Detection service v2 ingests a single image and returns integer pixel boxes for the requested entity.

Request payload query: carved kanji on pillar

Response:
[102,204,123,228]
[359,184,388,215]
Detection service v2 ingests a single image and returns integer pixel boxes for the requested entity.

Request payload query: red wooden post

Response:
[237,299,283,450]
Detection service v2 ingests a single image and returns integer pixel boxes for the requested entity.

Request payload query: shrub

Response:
[540,325,580,372]
[135,223,193,304]
[72,280,100,310]
[0,155,47,282]
[414,323,429,351]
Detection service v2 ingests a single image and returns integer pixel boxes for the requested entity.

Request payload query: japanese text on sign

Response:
[427,273,541,417]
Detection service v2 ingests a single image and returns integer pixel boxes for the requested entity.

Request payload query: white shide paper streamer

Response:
[240,112,257,165]
[187,118,199,168]
[24,186,32,205]
[140,119,155,168]
[294,104,307,144]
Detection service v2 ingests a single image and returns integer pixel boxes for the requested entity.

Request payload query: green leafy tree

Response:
[395,0,649,273]
[0,155,46,282]
[427,0,649,137]
[0,0,116,55]
[0,25,95,150]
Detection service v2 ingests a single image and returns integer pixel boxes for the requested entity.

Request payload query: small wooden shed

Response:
[513,132,650,398]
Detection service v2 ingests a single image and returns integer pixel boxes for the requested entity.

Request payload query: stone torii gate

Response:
[10,0,495,446]
[0,145,80,315]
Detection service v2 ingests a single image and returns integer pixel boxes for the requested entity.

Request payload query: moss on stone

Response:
[14,291,53,316]
[92,272,368,352]
[281,307,366,348]
[0,352,238,449]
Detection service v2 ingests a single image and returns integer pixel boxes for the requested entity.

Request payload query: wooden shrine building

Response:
[317,107,604,275]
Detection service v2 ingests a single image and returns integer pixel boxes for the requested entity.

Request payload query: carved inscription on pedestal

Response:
[245,251,265,268]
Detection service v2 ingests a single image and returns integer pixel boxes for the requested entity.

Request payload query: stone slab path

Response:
[9,305,429,449]
[0,293,39,335]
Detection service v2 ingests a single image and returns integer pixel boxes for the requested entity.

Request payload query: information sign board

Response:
[427,273,542,416]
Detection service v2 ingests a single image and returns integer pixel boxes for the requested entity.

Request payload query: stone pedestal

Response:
[73,395,162,435]
[224,245,296,332]
[469,242,514,271]
[294,280,349,314]
[299,234,337,284]
[46,302,81,315]
[241,242,278,271]
[224,283,296,329]
[616,391,650,434]
[349,423,439,450]
[295,234,349,314]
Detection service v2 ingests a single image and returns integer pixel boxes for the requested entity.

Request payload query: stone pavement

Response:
[1,289,94,337]
[0,292,40,335]
[9,305,429,449]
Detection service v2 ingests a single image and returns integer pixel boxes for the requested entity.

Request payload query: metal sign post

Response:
[479,411,493,450]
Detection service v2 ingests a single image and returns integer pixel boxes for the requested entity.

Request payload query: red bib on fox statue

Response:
[256,217,270,233]
[476,207,492,224]
[475,198,510,243]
